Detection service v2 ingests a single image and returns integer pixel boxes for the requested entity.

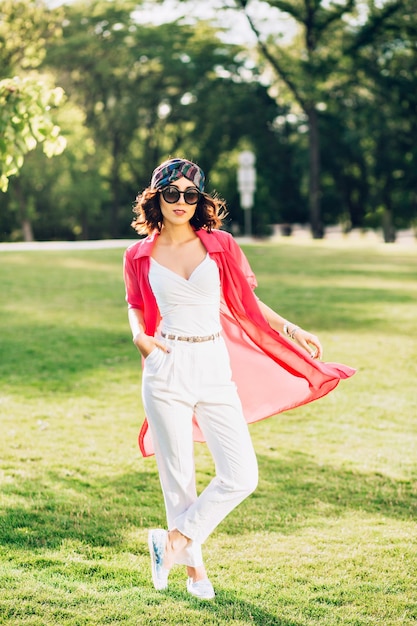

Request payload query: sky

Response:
[133,0,297,44]
[46,0,298,45]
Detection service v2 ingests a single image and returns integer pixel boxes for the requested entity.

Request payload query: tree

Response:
[0,0,66,240]
[0,76,66,193]
[2,100,108,242]
[233,0,360,238]
[47,0,216,236]
[46,0,292,237]
[314,0,415,239]
[345,0,417,241]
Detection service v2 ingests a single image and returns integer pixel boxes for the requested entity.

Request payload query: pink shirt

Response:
[124,229,355,457]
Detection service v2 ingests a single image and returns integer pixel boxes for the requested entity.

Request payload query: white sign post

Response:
[237,150,256,237]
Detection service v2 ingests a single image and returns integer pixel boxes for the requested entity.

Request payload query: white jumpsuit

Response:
[142,253,258,567]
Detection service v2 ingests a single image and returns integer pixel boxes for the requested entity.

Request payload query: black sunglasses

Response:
[160,186,200,205]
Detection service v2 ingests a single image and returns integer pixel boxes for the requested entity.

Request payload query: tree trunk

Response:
[110,176,120,238]
[110,137,121,238]
[14,181,34,242]
[381,179,396,242]
[307,105,324,238]
[81,209,89,240]
[382,208,396,243]
[22,218,34,242]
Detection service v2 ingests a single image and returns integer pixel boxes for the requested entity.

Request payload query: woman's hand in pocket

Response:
[133,332,170,359]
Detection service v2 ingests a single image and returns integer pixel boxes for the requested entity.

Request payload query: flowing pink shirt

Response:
[123,229,355,457]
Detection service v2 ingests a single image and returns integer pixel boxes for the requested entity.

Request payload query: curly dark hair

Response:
[131,187,228,235]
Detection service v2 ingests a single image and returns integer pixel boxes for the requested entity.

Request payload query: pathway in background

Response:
[270,225,416,247]
[0,239,134,251]
[0,227,415,251]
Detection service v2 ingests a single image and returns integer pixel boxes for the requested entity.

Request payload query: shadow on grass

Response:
[165,588,296,626]
[0,321,133,393]
[225,450,417,535]
[1,453,415,625]
[0,451,415,552]
[0,469,163,550]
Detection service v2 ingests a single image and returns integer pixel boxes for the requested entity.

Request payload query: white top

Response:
[149,253,222,336]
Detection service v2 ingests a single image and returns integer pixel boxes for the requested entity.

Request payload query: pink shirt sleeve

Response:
[223,232,258,291]
[123,249,144,310]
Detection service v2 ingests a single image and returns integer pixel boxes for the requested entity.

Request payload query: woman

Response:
[123,158,355,600]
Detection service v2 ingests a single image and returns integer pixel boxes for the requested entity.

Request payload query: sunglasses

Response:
[160,186,200,205]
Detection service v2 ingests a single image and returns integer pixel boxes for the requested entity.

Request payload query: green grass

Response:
[0,238,416,625]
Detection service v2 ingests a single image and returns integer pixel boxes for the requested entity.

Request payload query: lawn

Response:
[0,237,416,625]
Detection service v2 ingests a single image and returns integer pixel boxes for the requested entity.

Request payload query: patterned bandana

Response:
[150,158,205,192]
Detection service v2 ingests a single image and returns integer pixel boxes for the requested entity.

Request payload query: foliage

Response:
[0,0,66,195]
[0,0,62,74]
[345,0,417,240]
[228,0,416,238]
[46,3,234,233]
[1,100,109,242]
[0,76,66,192]
[0,240,416,624]
[45,0,298,237]
[313,0,417,239]
[0,0,416,240]
[233,0,360,238]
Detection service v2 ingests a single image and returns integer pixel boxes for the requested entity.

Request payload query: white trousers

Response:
[142,335,258,567]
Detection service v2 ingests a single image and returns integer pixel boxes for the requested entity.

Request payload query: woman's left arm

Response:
[224,233,322,359]
[256,299,323,360]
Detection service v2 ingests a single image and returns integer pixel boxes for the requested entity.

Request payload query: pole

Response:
[244,205,252,238]
[237,151,256,238]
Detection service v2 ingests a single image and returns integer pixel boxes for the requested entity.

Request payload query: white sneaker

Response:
[186,577,215,600]
[148,529,169,590]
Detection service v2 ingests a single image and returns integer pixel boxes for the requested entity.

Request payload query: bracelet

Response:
[283,323,299,340]
[289,325,300,339]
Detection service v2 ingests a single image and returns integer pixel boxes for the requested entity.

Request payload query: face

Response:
[159,176,200,227]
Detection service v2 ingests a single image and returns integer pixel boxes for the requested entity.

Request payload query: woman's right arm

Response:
[128,307,169,358]
[124,249,169,358]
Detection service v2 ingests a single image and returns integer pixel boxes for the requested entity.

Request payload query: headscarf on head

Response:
[150,158,205,192]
